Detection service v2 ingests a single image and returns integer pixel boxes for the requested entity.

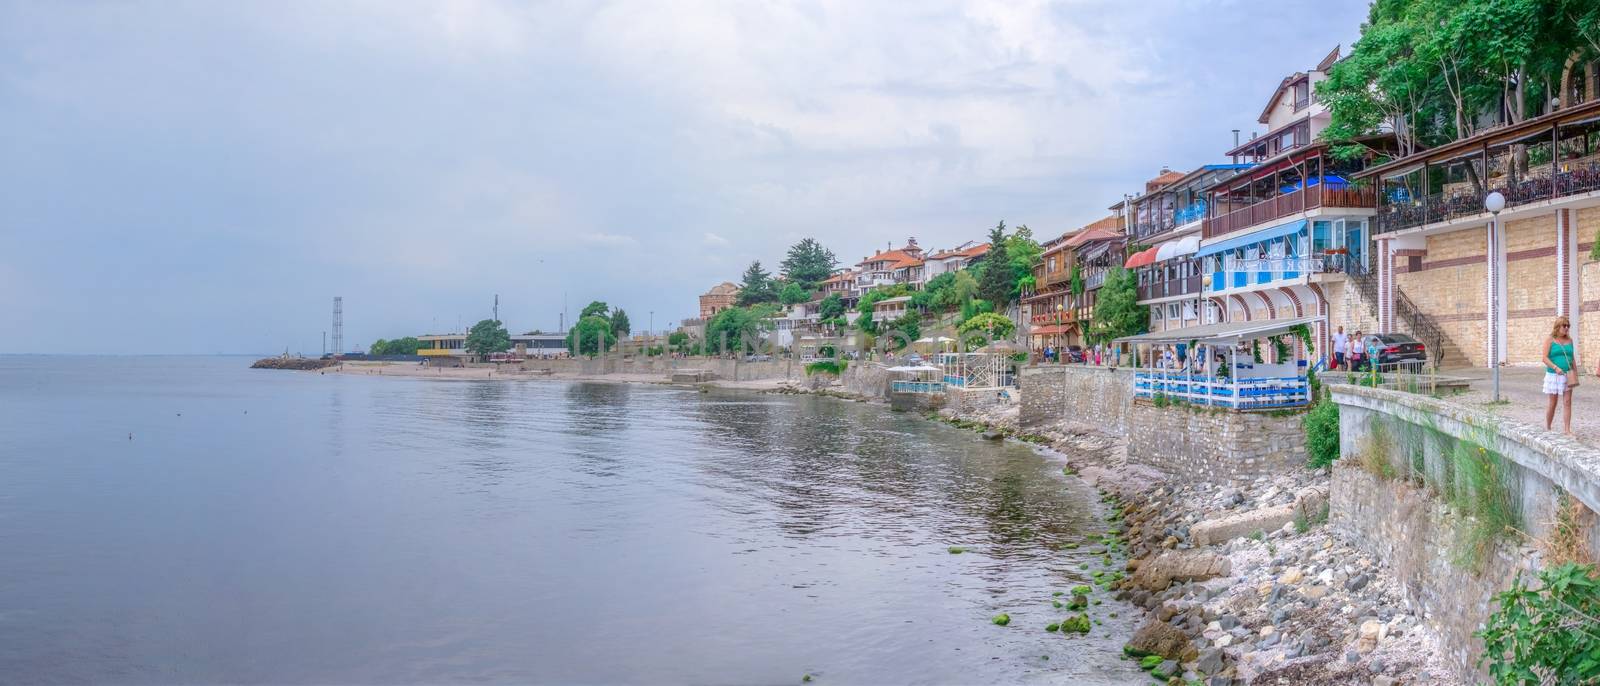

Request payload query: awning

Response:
[1196,219,1307,258]
[1112,315,1322,346]
[1123,246,1160,268]
[1155,235,1201,262]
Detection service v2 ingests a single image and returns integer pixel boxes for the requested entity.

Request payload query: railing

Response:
[1376,161,1600,235]
[890,380,945,394]
[1204,183,1376,238]
[1173,201,1207,226]
[1132,368,1310,409]
[1293,96,1311,112]
[1030,312,1074,325]
[1348,268,1449,369]
[1137,274,1201,301]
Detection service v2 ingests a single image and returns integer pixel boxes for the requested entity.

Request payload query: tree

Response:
[780,238,837,291]
[977,221,1013,310]
[880,312,921,350]
[667,331,690,349]
[1089,267,1146,344]
[464,319,511,358]
[610,309,631,337]
[371,336,421,355]
[567,315,616,356]
[855,285,909,333]
[957,312,1016,340]
[779,282,810,305]
[580,301,610,320]
[705,306,768,353]
[817,293,845,321]
[736,261,778,306]
[1006,225,1043,299]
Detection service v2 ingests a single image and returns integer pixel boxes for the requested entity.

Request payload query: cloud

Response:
[0,0,1370,353]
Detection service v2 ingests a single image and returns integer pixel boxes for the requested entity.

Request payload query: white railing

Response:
[1132,368,1310,409]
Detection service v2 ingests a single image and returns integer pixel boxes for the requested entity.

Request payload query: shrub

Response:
[1479,562,1600,684]
[1304,401,1340,469]
[805,360,847,376]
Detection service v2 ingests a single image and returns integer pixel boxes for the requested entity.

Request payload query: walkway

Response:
[1416,366,1600,448]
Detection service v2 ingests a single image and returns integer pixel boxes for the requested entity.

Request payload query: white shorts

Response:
[1544,371,1569,395]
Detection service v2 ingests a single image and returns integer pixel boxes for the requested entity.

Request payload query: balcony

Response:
[1030,311,1076,326]
[1375,162,1600,234]
[1137,274,1201,302]
[1085,270,1107,290]
[1203,182,1376,238]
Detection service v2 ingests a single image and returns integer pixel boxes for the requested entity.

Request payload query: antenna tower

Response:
[332,297,343,354]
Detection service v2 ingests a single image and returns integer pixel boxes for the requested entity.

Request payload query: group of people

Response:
[1328,326,1375,372]
[1037,343,1116,366]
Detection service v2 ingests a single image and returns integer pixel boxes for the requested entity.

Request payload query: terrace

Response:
[1116,317,1319,410]
[1202,149,1375,239]
[1368,101,1600,235]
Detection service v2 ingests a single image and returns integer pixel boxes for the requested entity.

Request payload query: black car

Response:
[1062,345,1085,363]
[1353,333,1427,371]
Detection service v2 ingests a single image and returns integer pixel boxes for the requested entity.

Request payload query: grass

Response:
[804,360,846,376]
[1444,438,1517,572]
[1356,421,1398,481]
[1541,494,1594,568]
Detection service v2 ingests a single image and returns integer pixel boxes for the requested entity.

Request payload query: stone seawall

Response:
[1329,383,1600,682]
[520,357,801,381]
[1020,366,1304,481]
[1018,366,1131,432]
[1125,404,1308,481]
[839,362,889,399]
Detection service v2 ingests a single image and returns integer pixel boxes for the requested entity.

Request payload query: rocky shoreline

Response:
[250,357,338,371]
[811,386,1461,685]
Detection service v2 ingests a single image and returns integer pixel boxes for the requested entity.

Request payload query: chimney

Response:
[1232,129,1240,147]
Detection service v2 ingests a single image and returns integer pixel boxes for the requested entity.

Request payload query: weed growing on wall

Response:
[1446,439,1516,572]
[1543,495,1595,569]
[1356,421,1398,480]
[1304,400,1340,469]
[1478,562,1600,684]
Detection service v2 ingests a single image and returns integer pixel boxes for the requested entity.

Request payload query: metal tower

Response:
[331,297,343,354]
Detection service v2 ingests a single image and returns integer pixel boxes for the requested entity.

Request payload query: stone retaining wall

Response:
[1020,365,1304,480]
[1018,365,1131,432]
[1329,383,1600,682]
[839,362,889,400]
[1124,403,1308,480]
[518,357,800,381]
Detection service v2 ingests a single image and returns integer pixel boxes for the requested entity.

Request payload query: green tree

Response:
[957,311,1016,340]
[610,308,631,337]
[880,312,921,350]
[1088,267,1146,344]
[736,261,778,306]
[371,336,421,355]
[667,331,690,350]
[779,282,810,305]
[580,301,610,320]
[464,319,511,358]
[977,221,1013,310]
[370,338,389,355]
[855,285,909,333]
[1006,225,1043,298]
[780,238,838,291]
[817,293,845,321]
[705,306,767,353]
[567,315,616,356]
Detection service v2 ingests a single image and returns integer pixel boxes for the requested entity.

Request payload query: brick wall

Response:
[1396,228,1488,366]
[1504,215,1558,365]
[1579,207,1600,365]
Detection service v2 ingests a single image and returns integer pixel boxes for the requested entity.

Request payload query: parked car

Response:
[744,354,773,362]
[1353,333,1427,372]
[1062,345,1085,363]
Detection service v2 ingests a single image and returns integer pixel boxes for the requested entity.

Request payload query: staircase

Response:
[1347,269,1470,370]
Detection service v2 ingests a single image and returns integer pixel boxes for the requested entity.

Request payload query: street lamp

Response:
[1485,191,1505,402]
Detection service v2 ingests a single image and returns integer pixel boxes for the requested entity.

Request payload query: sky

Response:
[0,0,1370,355]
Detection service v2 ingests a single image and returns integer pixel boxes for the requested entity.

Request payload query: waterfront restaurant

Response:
[1117,317,1319,410]
[1118,164,1253,335]
[1357,96,1600,369]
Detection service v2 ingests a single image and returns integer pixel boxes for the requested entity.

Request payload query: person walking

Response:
[1331,326,1348,371]
[1347,329,1364,372]
[1545,316,1577,435]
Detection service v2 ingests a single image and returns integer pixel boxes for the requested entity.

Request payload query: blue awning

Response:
[1196,219,1307,258]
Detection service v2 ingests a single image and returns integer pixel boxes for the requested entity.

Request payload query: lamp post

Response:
[1056,302,1065,364]
[1485,190,1506,402]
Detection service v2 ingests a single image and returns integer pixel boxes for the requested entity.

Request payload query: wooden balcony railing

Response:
[1203,183,1375,238]
[1137,274,1201,302]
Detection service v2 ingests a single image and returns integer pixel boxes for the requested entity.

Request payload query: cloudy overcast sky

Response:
[0,0,1368,354]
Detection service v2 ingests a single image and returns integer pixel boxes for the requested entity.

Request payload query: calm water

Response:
[0,356,1143,685]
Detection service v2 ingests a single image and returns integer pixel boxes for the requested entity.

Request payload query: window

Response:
[1168,303,1180,319]
[1152,307,1163,321]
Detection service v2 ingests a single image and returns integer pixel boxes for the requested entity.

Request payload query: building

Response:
[699,282,741,319]
[872,295,912,321]
[1118,164,1253,334]
[1024,231,1080,350]
[417,333,568,358]
[819,269,861,305]
[856,238,925,291]
[1356,95,1600,369]
[1063,216,1127,329]
[1194,47,1380,358]
[923,242,991,282]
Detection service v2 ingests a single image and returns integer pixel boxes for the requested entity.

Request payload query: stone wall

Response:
[1329,383,1600,681]
[1018,365,1132,432]
[839,362,889,399]
[520,357,801,381]
[1020,365,1305,481]
[1125,403,1308,481]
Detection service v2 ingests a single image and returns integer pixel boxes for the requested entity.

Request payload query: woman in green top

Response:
[1542,316,1577,435]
